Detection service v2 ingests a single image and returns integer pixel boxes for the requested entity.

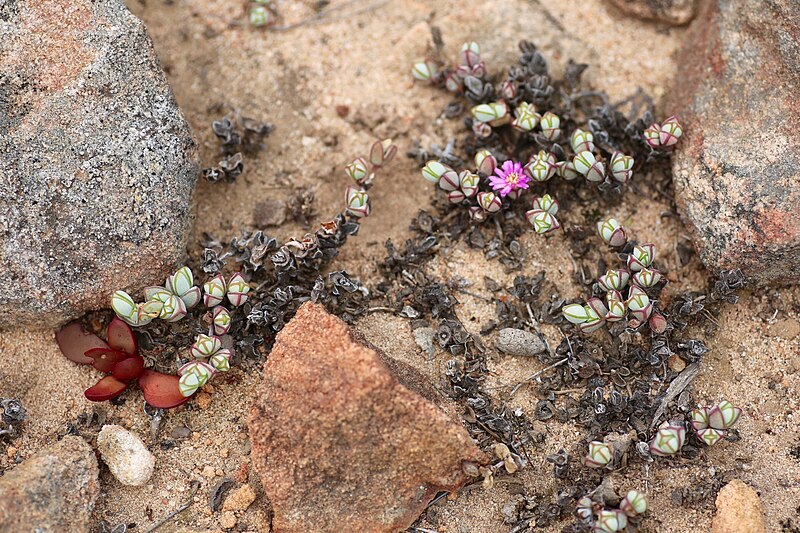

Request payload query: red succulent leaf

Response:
[84,376,127,402]
[138,370,190,409]
[112,355,145,381]
[84,348,127,373]
[56,322,110,365]
[106,317,138,356]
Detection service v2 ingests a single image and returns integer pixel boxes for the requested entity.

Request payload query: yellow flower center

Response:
[506,172,521,185]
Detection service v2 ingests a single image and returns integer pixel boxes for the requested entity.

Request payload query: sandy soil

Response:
[1,0,799,531]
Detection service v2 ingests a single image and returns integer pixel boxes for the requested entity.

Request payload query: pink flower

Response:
[488,160,529,197]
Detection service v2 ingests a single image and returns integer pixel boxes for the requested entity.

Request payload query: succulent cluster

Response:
[344,139,397,218]
[177,333,234,397]
[421,150,561,233]
[413,41,682,239]
[576,490,648,532]
[643,116,683,150]
[248,0,274,28]
[56,317,187,409]
[647,401,741,456]
[690,401,742,446]
[111,267,200,326]
[563,221,664,333]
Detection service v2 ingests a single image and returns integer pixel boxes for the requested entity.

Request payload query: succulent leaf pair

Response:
[203,272,250,308]
[112,266,200,326]
[690,401,741,446]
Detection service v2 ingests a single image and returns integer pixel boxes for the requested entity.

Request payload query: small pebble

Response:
[97,425,155,486]
[223,484,257,512]
[197,392,213,410]
[413,327,436,359]
[219,510,237,529]
[496,328,546,357]
[668,354,687,372]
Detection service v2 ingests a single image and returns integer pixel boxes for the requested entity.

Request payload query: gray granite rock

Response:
[668,0,800,286]
[0,436,99,532]
[0,0,199,328]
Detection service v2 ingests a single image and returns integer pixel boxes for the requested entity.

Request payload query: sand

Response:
[1,0,798,531]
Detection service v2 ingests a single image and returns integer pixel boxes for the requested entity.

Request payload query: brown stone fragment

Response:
[248,302,487,533]
[712,479,766,533]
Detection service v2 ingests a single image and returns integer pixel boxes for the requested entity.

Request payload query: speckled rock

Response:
[0,0,199,328]
[712,479,766,533]
[248,303,487,533]
[606,0,696,25]
[668,0,800,285]
[97,424,155,486]
[0,436,99,532]
[496,328,547,357]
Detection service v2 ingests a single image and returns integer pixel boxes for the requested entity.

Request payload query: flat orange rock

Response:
[248,302,487,533]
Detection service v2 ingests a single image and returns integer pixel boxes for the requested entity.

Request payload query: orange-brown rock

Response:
[248,302,487,533]
[712,479,766,533]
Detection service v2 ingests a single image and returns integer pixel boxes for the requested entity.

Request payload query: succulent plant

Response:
[345,157,370,185]
[249,5,271,27]
[626,285,653,322]
[422,160,455,185]
[539,111,561,141]
[477,191,502,214]
[619,490,648,517]
[524,150,557,182]
[411,61,436,82]
[468,206,488,222]
[609,151,634,183]
[166,266,201,309]
[573,151,605,183]
[56,318,188,409]
[562,301,605,333]
[203,274,227,307]
[597,218,628,247]
[631,268,662,288]
[627,243,656,272]
[576,496,594,521]
[570,128,595,153]
[474,149,497,175]
[226,272,251,307]
[598,269,629,291]
[690,401,742,445]
[111,290,160,327]
[191,334,222,359]
[345,187,371,218]
[178,361,215,397]
[471,101,508,127]
[582,441,612,468]
[212,306,232,335]
[526,209,561,235]
[596,509,628,532]
[644,116,683,149]
[511,102,539,132]
[556,160,580,181]
[649,421,686,457]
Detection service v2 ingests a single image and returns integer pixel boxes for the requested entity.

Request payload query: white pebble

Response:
[97,425,155,486]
